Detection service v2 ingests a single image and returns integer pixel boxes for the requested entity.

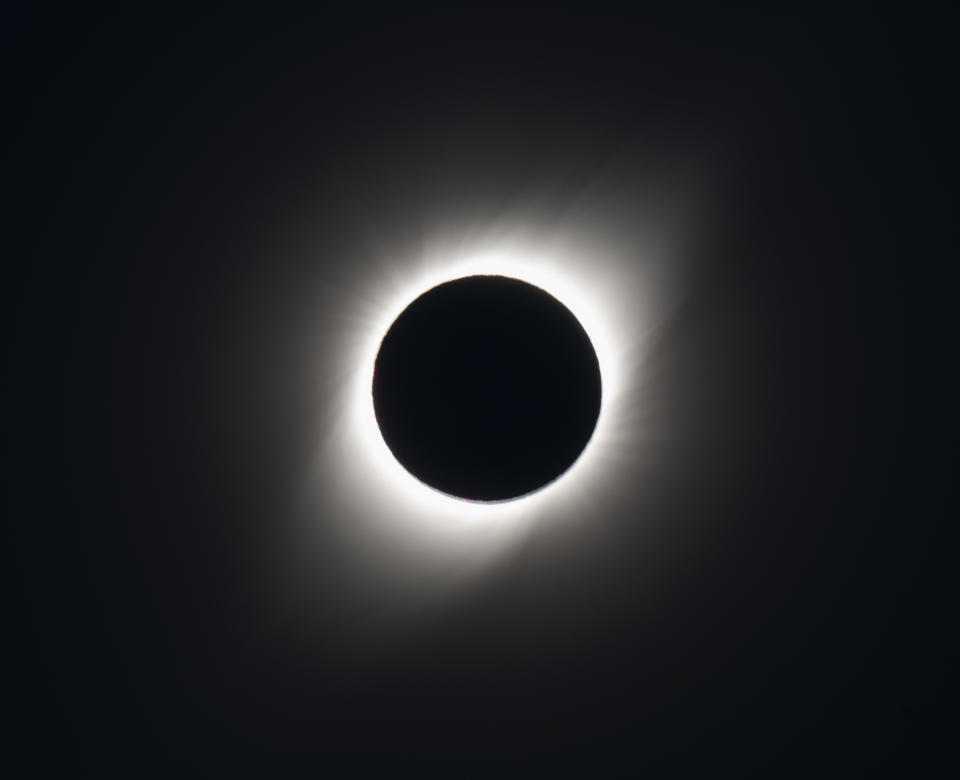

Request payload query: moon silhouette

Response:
[372,275,602,501]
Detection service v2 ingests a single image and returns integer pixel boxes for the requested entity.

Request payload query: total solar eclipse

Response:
[372,275,602,502]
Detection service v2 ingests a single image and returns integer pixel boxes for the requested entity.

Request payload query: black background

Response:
[8,5,950,774]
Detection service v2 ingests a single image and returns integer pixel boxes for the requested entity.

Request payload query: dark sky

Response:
[9,5,949,774]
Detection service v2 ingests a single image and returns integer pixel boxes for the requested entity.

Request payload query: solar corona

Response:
[310,236,659,583]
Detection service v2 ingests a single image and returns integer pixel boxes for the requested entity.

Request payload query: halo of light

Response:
[304,221,672,586]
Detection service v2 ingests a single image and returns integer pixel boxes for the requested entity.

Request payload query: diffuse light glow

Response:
[306,223,673,583]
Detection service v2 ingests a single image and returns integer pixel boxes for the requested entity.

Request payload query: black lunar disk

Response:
[372,275,602,501]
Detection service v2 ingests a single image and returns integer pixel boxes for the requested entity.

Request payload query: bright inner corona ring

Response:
[309,228,662,577]
[358,251,619,520]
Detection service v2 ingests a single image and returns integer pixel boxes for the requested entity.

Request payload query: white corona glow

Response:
[308,223,672,584]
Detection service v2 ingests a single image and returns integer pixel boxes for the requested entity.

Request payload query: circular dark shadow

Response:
[372,275,601,501]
